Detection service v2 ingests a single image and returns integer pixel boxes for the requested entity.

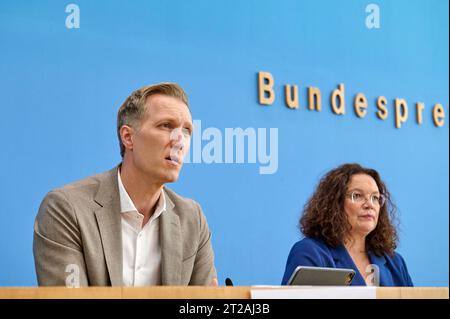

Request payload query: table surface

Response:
[0,286,448,299]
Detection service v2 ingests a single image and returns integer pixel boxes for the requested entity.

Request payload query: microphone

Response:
[225,277,234,286]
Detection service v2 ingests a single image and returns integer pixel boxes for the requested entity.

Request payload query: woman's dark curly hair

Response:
[300,163,398,256]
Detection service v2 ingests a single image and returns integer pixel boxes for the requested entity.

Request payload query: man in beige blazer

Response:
[33,83,217,286]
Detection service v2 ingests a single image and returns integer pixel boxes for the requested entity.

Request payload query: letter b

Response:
[258,71,275,105]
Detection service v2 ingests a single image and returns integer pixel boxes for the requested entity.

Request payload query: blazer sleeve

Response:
[397,253,414,287]
[33,190,89,286]
[188,201,217,285]
[281,238,327,284]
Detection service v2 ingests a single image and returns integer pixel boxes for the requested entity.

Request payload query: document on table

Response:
[250,286,377,299]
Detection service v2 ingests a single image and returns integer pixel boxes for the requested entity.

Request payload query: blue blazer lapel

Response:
[329,245,389,286]
[368,253,389,286]
[329,245,367,285]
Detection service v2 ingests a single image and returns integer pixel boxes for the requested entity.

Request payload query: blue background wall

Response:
[0,0,448,286]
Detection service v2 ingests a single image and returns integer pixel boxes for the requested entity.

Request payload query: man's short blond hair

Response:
[117,82,189,157]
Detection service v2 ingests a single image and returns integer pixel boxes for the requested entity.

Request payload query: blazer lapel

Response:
[160,193,182,285]
[93,166,123,286]
[369,253,388,286]
[330,244,366,285]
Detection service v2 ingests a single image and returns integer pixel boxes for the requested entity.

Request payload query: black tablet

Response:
[287,266,356,286]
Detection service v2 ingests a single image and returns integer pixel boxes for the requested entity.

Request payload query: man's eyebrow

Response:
[154,116,193,128]
[154,115,177,122]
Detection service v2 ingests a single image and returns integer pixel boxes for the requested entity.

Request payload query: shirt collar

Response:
[117,170,166,218]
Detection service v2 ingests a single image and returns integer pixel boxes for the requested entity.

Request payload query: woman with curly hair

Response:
[281,163,413,286]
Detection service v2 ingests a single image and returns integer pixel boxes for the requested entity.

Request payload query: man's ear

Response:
[120,125,134,152]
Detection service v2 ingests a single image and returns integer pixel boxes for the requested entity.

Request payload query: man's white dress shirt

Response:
[117,171,166,286]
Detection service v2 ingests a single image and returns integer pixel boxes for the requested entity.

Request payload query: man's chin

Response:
[163,172,180,184]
